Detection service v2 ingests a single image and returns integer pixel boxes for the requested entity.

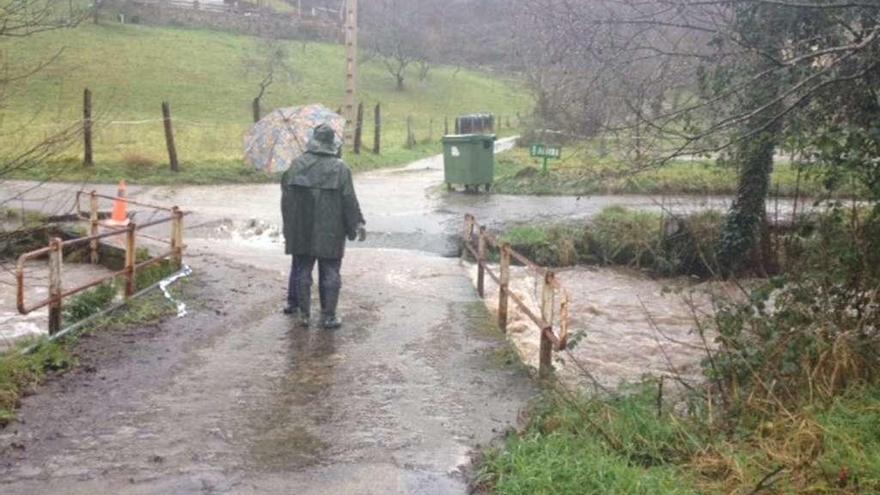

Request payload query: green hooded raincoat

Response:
[281,126,364,259]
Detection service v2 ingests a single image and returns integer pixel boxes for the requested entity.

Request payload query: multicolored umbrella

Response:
[243,104,345,173]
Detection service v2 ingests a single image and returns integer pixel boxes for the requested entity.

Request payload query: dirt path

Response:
[0,248,534,494]
[0,144,536,494]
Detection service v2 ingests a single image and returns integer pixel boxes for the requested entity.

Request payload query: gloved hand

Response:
[357,223,367,242]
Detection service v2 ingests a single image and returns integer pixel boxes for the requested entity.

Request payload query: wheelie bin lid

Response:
[442,134,497,143]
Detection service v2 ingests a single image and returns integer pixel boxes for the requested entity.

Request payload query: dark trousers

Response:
[287,256,299,309]
[294,255,342,318]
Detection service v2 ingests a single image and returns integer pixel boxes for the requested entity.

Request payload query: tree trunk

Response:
[716,5,790,276]
[717,74,782,275]
[396,74,404,91]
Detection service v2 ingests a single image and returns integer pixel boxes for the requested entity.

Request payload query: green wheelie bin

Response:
[442,134,496,192]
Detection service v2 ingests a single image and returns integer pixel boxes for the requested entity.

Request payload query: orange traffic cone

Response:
[108,180,129,226]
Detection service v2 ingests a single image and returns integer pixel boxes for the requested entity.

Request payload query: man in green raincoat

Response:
[281,123,366,329]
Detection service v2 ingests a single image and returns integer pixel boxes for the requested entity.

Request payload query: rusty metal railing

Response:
[462,214,570,378]
[16,191,185,335]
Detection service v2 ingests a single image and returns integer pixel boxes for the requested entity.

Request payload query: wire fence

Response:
[1,96,524,170]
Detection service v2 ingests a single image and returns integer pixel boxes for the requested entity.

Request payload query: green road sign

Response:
[529,144,562,174]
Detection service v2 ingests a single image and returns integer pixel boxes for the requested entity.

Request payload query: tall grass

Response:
[501,206,721,276]
[0,340,73,425]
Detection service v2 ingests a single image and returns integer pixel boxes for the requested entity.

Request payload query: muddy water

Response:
[0,260,116,349]
[466,263,737,389]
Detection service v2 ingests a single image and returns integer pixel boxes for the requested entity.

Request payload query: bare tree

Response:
[510,0,880,272]
[0,0,86,196]
[362,0,430,91]
[242,37,297,122]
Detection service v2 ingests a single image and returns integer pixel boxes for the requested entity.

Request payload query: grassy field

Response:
[1,22,528,183]
[493,145,865,198]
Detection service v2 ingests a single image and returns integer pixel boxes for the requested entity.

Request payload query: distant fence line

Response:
[73,87,522,169]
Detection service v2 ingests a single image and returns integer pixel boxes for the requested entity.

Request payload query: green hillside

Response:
[2,22,528,183]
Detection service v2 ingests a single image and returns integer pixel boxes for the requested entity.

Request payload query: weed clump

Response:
[500,206,724,276]
[0,341,73,426]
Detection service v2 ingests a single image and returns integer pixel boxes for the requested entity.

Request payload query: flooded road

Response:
[0,140,781,493]
[1,137,806,257]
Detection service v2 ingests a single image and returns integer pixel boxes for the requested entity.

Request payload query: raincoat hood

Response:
[306,124,341,156]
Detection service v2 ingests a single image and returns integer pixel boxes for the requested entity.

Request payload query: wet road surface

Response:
[0,249,534,494]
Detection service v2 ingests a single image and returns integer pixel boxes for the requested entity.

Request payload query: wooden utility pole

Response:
[343,0,358,145]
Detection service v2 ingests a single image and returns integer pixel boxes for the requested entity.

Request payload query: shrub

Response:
[63,283,117,324]
[0,341,73,425]
[586,206,663,267]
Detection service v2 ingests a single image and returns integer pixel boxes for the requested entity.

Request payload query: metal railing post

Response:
[498,242,510,331]
[171,206,183,268]
[125,223,137,297]
[48,237,63,335]
[539,270,556,379]
[477,226,487,298]
[89,190,99,264]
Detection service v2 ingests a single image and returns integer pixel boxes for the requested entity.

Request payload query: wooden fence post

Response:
[48,237,63,335]
[373,102,381,154]
[462,215,474,263]
[161,101,179,173]
[539,271,556,378]
[125,223,137,297]
[454,117,460,134]
[477,225,487,298]
[406,115,415,148]
[83,88,93,167]
[89,191,99,264]
[171,206,184,269]
[498,243,510,331]
[353,102,364,154]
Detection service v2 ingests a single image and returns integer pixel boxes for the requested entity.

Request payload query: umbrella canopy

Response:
[243,104,345,173]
